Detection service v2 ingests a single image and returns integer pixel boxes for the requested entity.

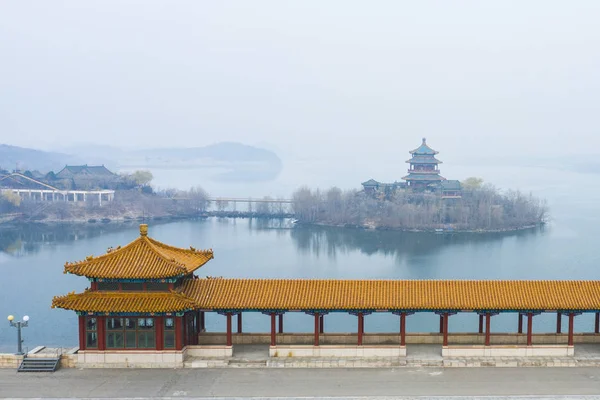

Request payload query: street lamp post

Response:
[7,315,29,355]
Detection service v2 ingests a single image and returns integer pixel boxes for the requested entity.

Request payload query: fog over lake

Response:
[1,1,600,352]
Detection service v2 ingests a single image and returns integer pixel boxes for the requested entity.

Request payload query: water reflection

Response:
[0,221,169,257]
[291,225,545,264]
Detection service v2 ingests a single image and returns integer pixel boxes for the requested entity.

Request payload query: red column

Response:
[527,312,533,346]
[595,312,599,334]
[362,314,365,334]
[200,311,205,332]
[568,313,574,346]
[278,314,283,334]
[442,312,449,346]
[97,316,106,350]
[175,316,183,350]
[485,313,491,346]
[270,313,276,346]
[518,313,523,334]
[237,313,242,334]
[556,312,562,334]
[358,313,364,346]
[78,316,86,350]
[155,316,164,350]
[439,314,444,334]
[319,315,324,334]
[314,313,320,346]
[183,313,189,347]
[400,312,406,346]
[226,313,232,347]
[478,314,484,334]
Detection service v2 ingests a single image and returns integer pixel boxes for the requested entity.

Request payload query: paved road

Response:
[1,367,600,398]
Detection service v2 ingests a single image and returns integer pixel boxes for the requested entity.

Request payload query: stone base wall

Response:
[186,345,233,358]
[442,345,575,357]
[77,350,185,368]
[60,354,78,368]
[0,354,23,368]
[198,332,600,345]
[270,345,406,358]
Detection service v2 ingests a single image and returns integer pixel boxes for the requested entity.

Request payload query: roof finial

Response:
[422,137,426,144]
[140,224,148,236]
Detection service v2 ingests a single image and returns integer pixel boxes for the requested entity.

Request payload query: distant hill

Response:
[0,144,83,173]
[48,141,284,182]
[122,142,283,182]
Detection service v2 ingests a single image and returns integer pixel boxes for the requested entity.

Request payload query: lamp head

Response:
[7,315,14,322]
[22,315,29,322]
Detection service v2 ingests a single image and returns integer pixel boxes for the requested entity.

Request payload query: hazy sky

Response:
[1,1,599,160]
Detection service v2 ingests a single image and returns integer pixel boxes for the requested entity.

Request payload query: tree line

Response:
[291,178,548,231]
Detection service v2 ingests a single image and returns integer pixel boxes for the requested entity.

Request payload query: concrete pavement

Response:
[1,367,600,398]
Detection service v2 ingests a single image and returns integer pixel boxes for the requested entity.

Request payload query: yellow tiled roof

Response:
[63,225,213,279]
[182,279,600,311]
[51,290,197,313]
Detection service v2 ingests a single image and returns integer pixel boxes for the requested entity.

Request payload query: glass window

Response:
[86,317,97,330]
[104,317,155,349]
[86,317,98,348]
[107,318,123,330]
[125,318,136,330]
[106,332,124,348]
[125,331,136,348]
[86,332,98,348]
[164,317,175,348]
[138,331,156,348]
[139,318,154,329]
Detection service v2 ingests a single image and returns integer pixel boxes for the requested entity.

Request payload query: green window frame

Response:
[106,317,155,349]
[164,317,175,348]
[86,317,98,349]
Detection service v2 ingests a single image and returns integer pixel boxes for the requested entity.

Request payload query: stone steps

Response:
[18,357,60,372]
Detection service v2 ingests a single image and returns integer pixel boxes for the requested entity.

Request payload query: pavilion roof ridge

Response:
[63,224,214,279]
[146,236,214,260]
[63,235,139,271]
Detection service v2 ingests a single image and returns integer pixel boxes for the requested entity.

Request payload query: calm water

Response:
[1,163,600,352]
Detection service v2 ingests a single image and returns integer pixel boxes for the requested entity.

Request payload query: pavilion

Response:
[52,225,600,367]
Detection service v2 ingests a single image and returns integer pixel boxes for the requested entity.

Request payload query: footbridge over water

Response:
[202,197,295,218]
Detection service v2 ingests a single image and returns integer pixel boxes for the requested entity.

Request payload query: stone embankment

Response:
[3,333,600,369]
[0,346,77,369]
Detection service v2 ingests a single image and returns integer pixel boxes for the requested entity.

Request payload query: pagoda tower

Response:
[402,138,446,188]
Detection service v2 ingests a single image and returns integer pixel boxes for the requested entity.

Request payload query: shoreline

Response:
[302,221,544,234]
[0,214,543,234]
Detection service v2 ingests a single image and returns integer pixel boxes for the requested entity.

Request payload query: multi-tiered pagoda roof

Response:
[63,224,213,280]
[402,138,446,186]
[53,224,213,315]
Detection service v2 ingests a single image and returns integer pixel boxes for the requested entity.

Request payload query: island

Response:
[291,139,547,232]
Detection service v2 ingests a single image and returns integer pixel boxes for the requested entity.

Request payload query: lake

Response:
[1,162,600,352]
